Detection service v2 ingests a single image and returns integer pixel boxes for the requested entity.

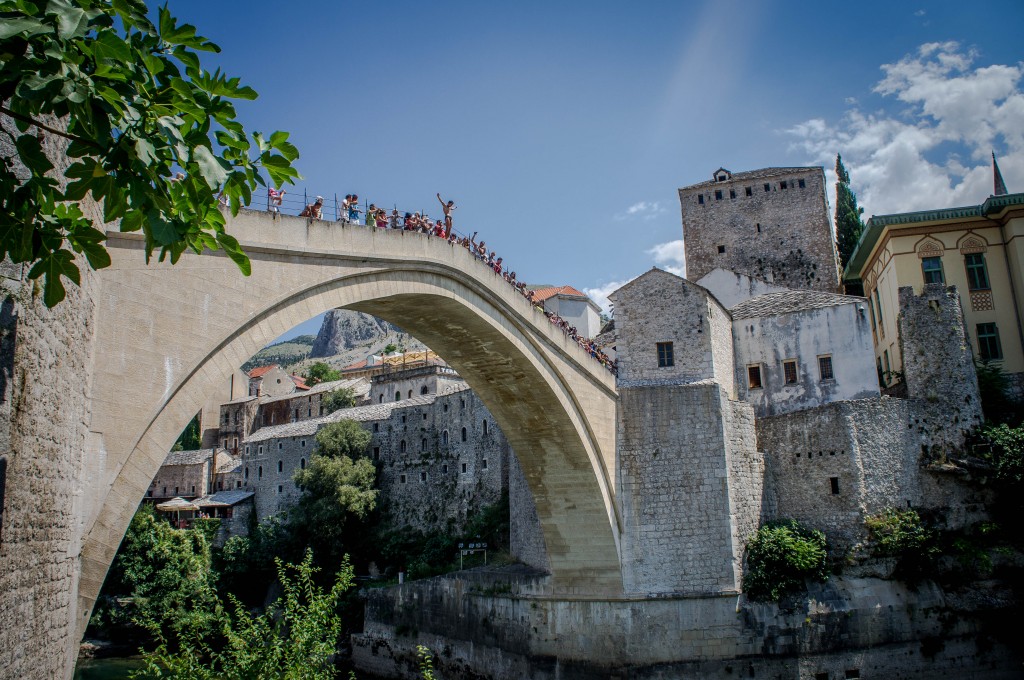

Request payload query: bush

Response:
[864,508,939,580]
[980,423,1024,484]
[743,520,828,602]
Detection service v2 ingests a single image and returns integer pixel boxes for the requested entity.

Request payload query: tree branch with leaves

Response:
[0,0,300,306]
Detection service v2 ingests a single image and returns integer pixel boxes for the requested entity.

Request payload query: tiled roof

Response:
[215,455,242,474]
[258,377,370,405]
[730,290,864,320]
[341,359,369,371]
[291,375,309,390]
[224,395,258,406]
[195,490,254,507]
[244,385,471,444]
[162,448,215,466]
[681,167,818,190]
[532,285,588,302]
[248,364,278,379]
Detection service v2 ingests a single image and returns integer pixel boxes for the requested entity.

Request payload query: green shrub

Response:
[980,423,1024,484]
[743,520,828,602]
[864,508,939,580]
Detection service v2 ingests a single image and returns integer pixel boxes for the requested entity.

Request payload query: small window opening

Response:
[420,472,427,483]
[729,189,736,199]
[400,440,407,453]
[278,484,283,493]
[461,463,467,473]
[656,342,674,368]
[400,474,407,484]
[745,186,752,197]
[278,460,283,473]
[798,178,806,188]
[461,427,467,442]
[373,447,380,460]
[830,477,840,495]
[818,355,835,382]
[780,180,788,190]
[482,420,488,436]
[747,365,762,389]
[698,194,704,205]
[763,183,770,192]
[442,464,449,473]
[714,189,723,200]
[300,458,306,469]
[783,360,798,385]
[482,459,488,470]
[717,245,726,254]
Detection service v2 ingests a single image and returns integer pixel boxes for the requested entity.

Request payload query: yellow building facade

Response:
[845,192,1024,391]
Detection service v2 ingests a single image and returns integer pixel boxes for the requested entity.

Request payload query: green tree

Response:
[137,551,352,680]
[834,154,866,273]
[383,343,398,354]
[321,386,356,414]
[0,0,300,306]
[743,519,829,602]
[303,361,341,386]
[314,419,371,459]
[107,506,220,642]
[171,413,202,451]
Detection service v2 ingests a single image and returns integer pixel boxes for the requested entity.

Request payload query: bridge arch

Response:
[78,211,621,636]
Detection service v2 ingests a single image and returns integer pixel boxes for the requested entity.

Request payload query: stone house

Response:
[147,447,237,501]
[248,363,302,398]
[844,173,1024,395]
[532,285,603,338]
[368,363,464,404]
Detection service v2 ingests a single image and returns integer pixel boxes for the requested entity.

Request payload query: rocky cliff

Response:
[309,310,404,358]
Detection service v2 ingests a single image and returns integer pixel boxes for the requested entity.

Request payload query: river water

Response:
[73,658,145,680]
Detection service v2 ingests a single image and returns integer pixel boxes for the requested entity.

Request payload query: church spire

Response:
[993,151,1008,196]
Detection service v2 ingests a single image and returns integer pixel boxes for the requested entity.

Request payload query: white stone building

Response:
[533,285,603,338]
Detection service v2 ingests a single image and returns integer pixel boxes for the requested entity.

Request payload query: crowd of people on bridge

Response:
[289,189,616,375]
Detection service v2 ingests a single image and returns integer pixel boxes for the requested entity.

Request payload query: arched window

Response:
[461,427,467,442]
[407,389,413,398]
[395,391,401,402]
[442,430,449,446]
[258,465,263,480]
[400,439,407,453]
[421,437,428,451]
[420,385,429,395]
[482,420,488,436]
[379,394,384,404]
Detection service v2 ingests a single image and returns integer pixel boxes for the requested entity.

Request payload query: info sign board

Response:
[458,542,488,569]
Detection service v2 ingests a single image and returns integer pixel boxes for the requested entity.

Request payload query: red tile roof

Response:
[248,364,278,379]
[531,285,587,303]
[290,375,310,390]
[341,359,370,371]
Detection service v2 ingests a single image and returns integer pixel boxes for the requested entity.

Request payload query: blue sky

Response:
[171,0,1024,340]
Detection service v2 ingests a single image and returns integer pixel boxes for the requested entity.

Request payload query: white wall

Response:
[544,296,601,338]
[733,302,878,416]
[696,268,790,309]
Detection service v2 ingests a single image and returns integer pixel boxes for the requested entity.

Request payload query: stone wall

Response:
[240,385,546,563]
[368,365,463,405]
[679,167,841,292]
[352,570,1021,679]
[616,383,759,595]
[0,120,102,679]
[897,284,983,455]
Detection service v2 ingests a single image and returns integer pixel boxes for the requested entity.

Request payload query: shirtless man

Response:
[436,193,456,234]
[299,196,324,220]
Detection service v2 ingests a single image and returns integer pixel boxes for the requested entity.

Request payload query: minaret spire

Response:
[993,151,1009,196]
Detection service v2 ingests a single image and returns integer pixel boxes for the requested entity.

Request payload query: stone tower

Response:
[679,167,841,292]
[610,269,764,595]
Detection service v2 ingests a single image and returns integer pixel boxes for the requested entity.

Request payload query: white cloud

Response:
[914,9,926,17]
[584,278,635,315]
[787,42,1024,216]
[646,239,686,277]
[614,201,666,221]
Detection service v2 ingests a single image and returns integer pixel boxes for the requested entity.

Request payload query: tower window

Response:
[745,186,752,197]
[780,180,788,190]
[698,194,704,205]
[656,342,674,368]
[717,245,726,254]
[763,183,770,192]
[714,190,723,200]
[830,477,840,495]
[798,179,806,188]
[399,440,407,453]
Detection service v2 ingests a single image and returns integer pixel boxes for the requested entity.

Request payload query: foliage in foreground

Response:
[864,507,939,580]
[743,519,829,602]
[135,551,352,680]
[0,0,300,306]
[980,423,1024,484]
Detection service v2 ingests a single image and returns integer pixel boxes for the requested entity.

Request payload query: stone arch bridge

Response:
[78,208,620,637]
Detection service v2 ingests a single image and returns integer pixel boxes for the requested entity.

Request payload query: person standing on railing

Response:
[436,193,457,235]
[268,187,285,213]
[299,195,324,219]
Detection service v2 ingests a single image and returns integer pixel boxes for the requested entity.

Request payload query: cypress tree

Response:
[834,154,866,273]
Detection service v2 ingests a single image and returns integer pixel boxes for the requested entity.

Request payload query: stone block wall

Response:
[0,120,102,679]
[610,269,731,388]
[897,284,983,455]
[616,383,758,595]
[679,167,840,292]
